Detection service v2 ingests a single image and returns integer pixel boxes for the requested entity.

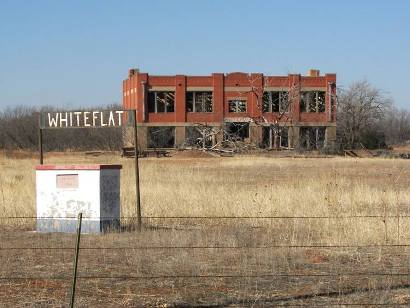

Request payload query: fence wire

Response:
[2,214,410,219]
[1,215,410,306]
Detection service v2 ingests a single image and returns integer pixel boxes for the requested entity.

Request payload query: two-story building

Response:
[122,69,336,151]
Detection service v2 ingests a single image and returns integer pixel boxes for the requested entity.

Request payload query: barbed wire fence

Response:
[1,213,410,306]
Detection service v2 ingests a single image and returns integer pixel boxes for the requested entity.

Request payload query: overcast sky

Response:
[0,0,409,110]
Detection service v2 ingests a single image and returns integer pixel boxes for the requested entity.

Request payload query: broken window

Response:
[262,91,289,113]
[279,127,289,147]
[186,92,213,112]
[148,91,175,113]
[300,127,326,150]
[228,100,247,113]
[262,126,289,148]
[300,91,326,113]
[317,92,326,112]
[225,122,249,141]
[185,126,213,148]
[148,126,175,148]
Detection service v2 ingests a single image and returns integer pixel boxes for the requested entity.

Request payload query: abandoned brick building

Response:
[122,69,337,150]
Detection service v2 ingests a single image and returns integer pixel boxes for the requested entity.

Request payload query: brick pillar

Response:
[325,74,337,123]
[175,75,186,123]
[249,124,262,146]
[124,78,130,111]
[140,81,147,122]
[123,125,148,151]
[136,73,148,123]
[212,124,223,146]
[289,74,301,124]
[273,130,279,149]
[212,73,224,123]
[288,126,300,149]
[130,73,137,110]
[250,73,263,118]
[137,126,148,151]
[122,127,134,148]
[325,126,336,148]
[175,126,186,148]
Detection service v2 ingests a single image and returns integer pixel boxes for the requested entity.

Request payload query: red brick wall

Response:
[212,73,224,123]
[187,76,212,87]
[175,75,186,122]
[122,71,336,124]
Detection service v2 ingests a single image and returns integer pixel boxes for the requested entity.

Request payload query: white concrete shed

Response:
[35,164,122,233]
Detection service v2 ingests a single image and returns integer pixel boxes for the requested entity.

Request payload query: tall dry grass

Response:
[1,153,409,215]
[2,152,410,305]
[1,151,409,244]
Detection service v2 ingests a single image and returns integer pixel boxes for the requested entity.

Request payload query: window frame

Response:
[300,91,326,113]
[148,91,175,114]
[262,91,289,113]
[186,91,213,113]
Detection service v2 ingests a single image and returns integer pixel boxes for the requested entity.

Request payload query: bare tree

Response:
[246,75,301,150]
[337,80,392,149]
[185,74,301,153]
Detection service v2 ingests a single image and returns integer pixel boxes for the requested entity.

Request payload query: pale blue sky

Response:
[0,0,409,109]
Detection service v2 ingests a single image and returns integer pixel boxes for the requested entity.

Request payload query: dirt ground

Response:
[1,220,410,307]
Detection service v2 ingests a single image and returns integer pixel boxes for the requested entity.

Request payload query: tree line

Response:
[0,105,122,151]
[337,80,410,149]
[0,80,409,151]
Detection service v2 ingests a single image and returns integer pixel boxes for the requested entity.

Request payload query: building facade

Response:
[122,69,337,151]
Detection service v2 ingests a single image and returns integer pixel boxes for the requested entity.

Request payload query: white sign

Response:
[43,110,128,128]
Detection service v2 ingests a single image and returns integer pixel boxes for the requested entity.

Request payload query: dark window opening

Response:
[300,91,326,113]
[148,91,175,113]
[186,92,213,112]
[317,92,326,112]
[185,126,213,148]
[262,91,289,113]
[262,126,289,148]
[281,128,289,147]
[300,127,326,150]
[225,122,249,141]
[148,126,175,148]
[308,93,317,112]
[228,100,247,113]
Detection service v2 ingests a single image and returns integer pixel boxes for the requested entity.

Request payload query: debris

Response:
[121,147,168,158]
[344,150,359,157]
[85,151,103,156]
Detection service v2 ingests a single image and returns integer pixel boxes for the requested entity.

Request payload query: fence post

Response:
[70,213,82,308]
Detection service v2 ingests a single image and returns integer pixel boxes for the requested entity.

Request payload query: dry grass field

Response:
[1,150,410,306]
